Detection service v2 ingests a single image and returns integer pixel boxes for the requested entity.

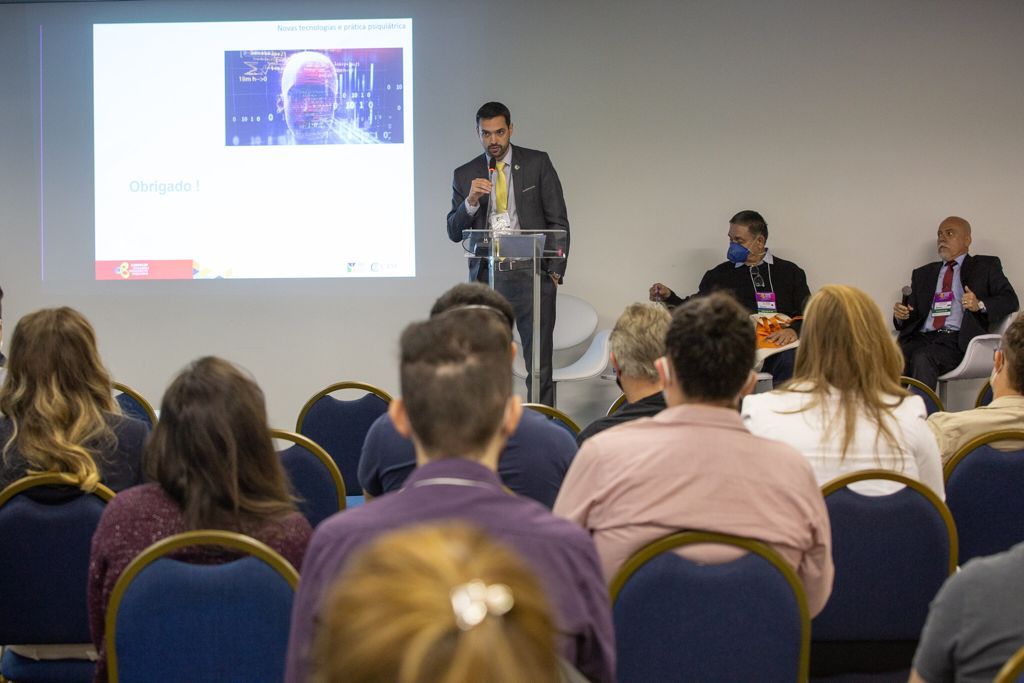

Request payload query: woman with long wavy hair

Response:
[0,307,147,492]
[742,284,943,497]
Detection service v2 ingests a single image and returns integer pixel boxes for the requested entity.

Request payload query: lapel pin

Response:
[514,164,520,171]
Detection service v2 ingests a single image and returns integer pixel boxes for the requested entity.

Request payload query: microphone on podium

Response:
[901,286,913,306]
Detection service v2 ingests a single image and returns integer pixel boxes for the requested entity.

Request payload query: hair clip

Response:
[450,580,514,631]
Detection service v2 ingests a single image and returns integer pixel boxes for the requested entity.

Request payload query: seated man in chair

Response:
[893,216,1017,389]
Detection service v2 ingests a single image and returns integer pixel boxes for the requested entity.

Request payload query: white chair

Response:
[513,294,611,405]
[936,311,1018,405]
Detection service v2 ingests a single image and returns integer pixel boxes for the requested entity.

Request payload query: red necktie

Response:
[932,261,956,330]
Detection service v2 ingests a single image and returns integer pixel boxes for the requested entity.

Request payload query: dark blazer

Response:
[895,254,1019,352]
[446,145,570,283]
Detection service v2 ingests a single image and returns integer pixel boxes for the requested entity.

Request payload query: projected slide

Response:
[93,19,413,280]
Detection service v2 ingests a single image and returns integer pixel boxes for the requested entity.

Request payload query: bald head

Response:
[937,216,972,261]
[278,51,338,144]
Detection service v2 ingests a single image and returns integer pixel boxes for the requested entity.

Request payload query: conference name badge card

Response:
[931,291,954,317]
[755,292,778,314]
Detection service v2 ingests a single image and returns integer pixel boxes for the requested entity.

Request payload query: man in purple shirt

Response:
[285,307,615,683]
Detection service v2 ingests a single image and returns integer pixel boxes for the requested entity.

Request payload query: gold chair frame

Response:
[295,381,393,433]
[975,380,993,408]
[112,381,158,428]
[271,428,347,512]
[0,472,115,505]
[899,376,945,414]
[523,402,581,435]
[606,393,627,416]
[996,645,1024,683]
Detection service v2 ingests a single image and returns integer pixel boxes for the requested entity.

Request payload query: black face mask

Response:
[614,375,623,393]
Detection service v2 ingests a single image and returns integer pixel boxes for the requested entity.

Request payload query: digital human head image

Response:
[224,47,405,146]
[278,51,339,145]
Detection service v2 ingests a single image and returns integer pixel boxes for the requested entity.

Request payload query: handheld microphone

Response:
[901,286,913,306]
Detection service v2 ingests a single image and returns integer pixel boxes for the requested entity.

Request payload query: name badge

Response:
[755,292,777,313]
[489,212,512,235]
[931,291,954,317]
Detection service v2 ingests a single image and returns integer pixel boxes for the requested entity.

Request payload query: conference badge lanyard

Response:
[750,263,777,314]
[931,291,954,317]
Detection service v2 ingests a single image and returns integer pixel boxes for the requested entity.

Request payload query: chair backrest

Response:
[523,402,581,436]
[609,530,810,683]
[553,293,599,349]
[976,380,994,408]
[106,530,299,683]
[996,645,1024,683]
[900,376,945,414]
[606,393,627,416]
[273,429,346,528]
[295,381,392,496]
[812,470,957,642]
[112,381,158,428]
[943,430,1024,565]
[0,474,114,644]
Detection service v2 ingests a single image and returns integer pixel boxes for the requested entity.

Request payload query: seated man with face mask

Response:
[648,210,811,383]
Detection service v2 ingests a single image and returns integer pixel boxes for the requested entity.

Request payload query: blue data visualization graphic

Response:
[225,48,404,146]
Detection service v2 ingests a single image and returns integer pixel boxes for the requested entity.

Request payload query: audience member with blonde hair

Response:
[742,284,943,497]
[88,357,312,682]
[313,523,581,683]
[0,307,148,492]
[576,302,671,444]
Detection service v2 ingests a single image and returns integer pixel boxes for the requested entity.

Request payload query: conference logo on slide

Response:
[95,260,194,280]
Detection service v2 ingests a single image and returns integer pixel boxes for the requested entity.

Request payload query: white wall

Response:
[2,0,1022,426]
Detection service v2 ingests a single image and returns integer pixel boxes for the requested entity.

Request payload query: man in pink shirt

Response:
[553,292,834,615]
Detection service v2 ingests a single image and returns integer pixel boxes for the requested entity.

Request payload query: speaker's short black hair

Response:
[476,102,511,127]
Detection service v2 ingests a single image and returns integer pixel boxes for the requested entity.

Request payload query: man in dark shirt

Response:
[357,283,576,508]
[649,210,810,383]
[577,302,670,444]
[285,308,615,683]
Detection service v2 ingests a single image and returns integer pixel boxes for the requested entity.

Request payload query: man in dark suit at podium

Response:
[446,101,570,406]
[893,216,1018,389]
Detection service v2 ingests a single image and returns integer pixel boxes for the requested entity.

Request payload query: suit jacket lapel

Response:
[511,148,525,213]
[960,253,976,286]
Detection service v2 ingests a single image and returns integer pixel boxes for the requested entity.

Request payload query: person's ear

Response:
[655,356,674,388]
[509,342,519,365]
[507,122,514,138]
[388,398,412,438]
[501,395,523,438]
[610,351,620,376]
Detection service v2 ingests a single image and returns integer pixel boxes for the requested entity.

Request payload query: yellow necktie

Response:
[495,161,508,213]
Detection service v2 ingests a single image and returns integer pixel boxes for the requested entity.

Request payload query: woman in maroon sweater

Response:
[88,357,313,682]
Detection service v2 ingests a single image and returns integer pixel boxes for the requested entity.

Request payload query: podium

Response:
[462,229,567,401]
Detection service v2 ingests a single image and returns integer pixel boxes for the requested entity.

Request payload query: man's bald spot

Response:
[940,216,971,235]
[281,51,338,95]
